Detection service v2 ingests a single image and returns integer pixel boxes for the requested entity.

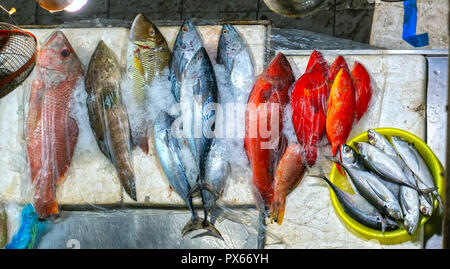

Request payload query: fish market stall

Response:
[0,15,447,249]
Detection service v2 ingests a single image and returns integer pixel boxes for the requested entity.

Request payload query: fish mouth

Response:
[367,129,376,143]
[130,13,154,42]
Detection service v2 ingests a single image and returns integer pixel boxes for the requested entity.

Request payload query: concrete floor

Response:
[0,0,374,43]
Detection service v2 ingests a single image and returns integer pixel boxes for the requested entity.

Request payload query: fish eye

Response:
[182,26,188,32]
[223,29,228,34]
[149,29,156,36]
[61,49,70,58]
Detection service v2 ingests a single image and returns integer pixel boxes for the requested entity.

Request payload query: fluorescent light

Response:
[64,0,88,12]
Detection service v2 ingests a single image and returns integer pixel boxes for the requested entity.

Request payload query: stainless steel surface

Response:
[426,57,448,165]
[262,0,327,17]
[37,208,260,249]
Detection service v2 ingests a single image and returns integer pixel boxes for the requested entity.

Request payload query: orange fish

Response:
[291,62,327,166]
[271,143,305,224]
[326,68,356,156]
[245,53,294,211]
[327,55,349,84]
[352,62,372,121]
[26,31,83,219]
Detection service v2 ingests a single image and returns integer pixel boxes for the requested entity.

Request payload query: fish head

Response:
[85,41,121,95]
[385,217,399,230]
[130,13,165,47]
[403,215,418,235]
[338,144,358,165]
[174,19,202,56]
[39,31,83,76]
[420,204,433,217]
[386,203,403,220]
[217,23,243,70]
[367,129,378,145]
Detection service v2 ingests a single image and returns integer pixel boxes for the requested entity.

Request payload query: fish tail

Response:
[417,186,438,196]
[270,196,286,225]
[187,182,220,199]
[135,135,149,155]
[435,192,444,213]
[33,199,59,220]
[181,217,223,240]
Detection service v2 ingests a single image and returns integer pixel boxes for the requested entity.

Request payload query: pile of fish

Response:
[245,50,372,225]
[321,129,442,235]
[140,16,255,238]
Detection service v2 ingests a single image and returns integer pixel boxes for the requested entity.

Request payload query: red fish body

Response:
[352,62,372,121]
[305,50,329,74]
[326,68,356,156]
[272,143,305,224]
[327,56,349,84]
[26,31,83,219]
[245,53,294,211]
[291,62,327,166]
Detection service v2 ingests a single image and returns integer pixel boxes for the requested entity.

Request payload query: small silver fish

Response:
[356,142,435,198]
[367,129,420,234]
[330,145,403,220]
[313,176,398,232]
[153,112,220,237]
[391,136,443,214]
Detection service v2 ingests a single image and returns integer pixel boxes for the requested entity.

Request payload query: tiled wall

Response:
[0,0,374,43]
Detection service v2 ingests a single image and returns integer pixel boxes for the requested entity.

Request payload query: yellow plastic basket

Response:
[328,128,445,244]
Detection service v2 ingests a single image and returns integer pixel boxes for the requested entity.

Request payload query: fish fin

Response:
[187,182,220,199]
[417,186,438,198]
[324,155,345,175]
[57,116,79,185]
[436,194,444,214]
[182,218,223,240]
[133,48,145,77]
[134,133,149,155]
[270,197,286,225]
[324,155,339,163]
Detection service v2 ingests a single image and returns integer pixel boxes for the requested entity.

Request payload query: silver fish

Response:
[367,130,419,234]
[313,176,398,232]
[400,167,420,234]
[217,23,255,104]
[366,130,401,197]
[202,139,231,217]
[330,145,403,220]
[356,142,435,197]
[180,48,221,234]
[153,111,220,237]
[391,136,443,214]
[169,19,203,102]
[180,47,218,186]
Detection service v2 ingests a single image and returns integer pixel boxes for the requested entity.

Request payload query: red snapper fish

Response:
[326,68,356,156]
[291,61,327,166]
[271,143,305,224]
[352,61,372,121]
[244,53,294,211]
[26,31,83,219]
